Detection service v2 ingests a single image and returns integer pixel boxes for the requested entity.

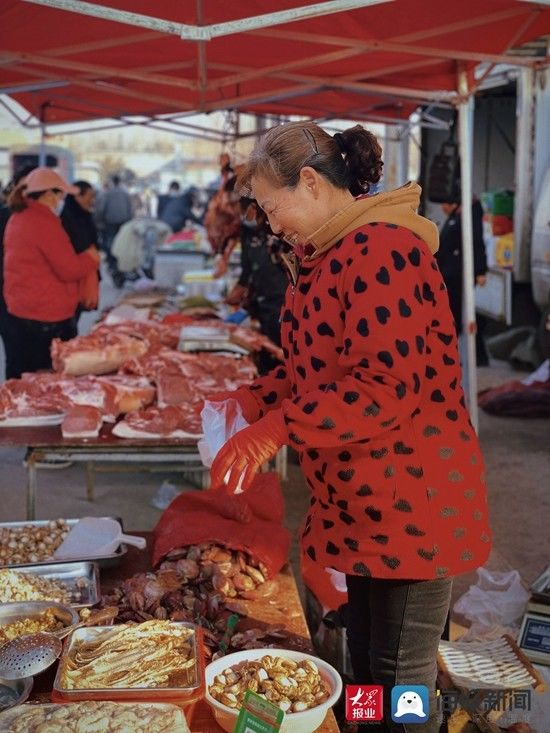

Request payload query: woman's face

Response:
[251,173,324,248]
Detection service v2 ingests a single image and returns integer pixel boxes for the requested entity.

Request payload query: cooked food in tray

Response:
[0,520,69,566]
[0,606,67,644]
[0,569,71,604]
[59,621,197,689]
[0,701,190,733]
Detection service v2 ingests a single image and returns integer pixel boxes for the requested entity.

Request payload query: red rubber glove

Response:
[210,409,287,493]
[205,387,262,424]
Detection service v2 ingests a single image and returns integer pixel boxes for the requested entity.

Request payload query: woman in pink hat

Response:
[3,167,100,378]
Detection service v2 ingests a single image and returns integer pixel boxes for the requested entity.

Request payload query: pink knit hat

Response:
[24,167,79,195]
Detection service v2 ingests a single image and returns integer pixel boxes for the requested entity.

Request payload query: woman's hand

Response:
[204,388,262,424]
[210,409,287,493]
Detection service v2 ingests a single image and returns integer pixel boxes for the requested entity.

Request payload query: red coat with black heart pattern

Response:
[242,222,491,580]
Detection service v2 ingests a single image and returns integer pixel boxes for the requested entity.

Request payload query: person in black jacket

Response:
[436,198,489,365]
[157,181,203,232]
[225,198,288,373]
[60,180,100,323]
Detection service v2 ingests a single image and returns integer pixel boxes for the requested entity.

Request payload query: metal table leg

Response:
[26,451,37,521]
[85,462,95,501]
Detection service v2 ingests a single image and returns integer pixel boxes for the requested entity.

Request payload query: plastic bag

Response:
[198,399,249,492]
[453,566,529,630]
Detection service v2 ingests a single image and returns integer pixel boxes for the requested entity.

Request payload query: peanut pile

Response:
[0,568,71,604]
[0,519,70,566]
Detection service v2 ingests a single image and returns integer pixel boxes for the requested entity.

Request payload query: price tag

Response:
[233,690,285,733]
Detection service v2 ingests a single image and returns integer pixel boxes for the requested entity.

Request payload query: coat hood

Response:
[306,181,439,259]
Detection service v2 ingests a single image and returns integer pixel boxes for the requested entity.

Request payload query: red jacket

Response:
[243,221,491,581]
[4,200,97,322]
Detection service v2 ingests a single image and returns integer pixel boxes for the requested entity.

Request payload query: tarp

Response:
[1,0,549,127]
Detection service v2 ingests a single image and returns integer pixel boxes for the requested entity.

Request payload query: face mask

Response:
[53,200,65,216]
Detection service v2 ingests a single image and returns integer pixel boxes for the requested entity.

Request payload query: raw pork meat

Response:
[95,375,155,414]
[112,404,202,439]
[62,405,103,438]
[51,328,148,376]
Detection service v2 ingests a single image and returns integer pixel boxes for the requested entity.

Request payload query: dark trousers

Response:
[0,308,20,380]
[102,222,122,270]
[345,574,452,733]
[5,314,76,379]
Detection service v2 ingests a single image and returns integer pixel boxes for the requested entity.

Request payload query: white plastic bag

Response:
[198,399,249,492]
[453,566,529,629]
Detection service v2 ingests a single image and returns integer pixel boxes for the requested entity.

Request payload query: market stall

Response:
[0,294,285,519]
[0,475,342,731]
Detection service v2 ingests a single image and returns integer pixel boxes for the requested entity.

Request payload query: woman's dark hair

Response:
[239,121,383,197]
[7,187,48,212]
[73,180,93,196]
[4,165,37,212]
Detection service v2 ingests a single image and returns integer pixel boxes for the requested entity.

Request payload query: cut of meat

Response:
[112,404,202,439]
[0,377,67,420]
[156,373,197,406]
[95,375,155,414]
[51,328,148,376]
[62,405,103,438]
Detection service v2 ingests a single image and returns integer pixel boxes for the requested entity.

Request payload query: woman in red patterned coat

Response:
[209,121,491,732]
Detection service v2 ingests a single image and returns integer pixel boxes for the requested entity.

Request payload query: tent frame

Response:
[5,1,550,427]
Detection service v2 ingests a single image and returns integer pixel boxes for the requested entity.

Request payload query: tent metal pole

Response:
[457,70,479,432]
[39,102,49,166]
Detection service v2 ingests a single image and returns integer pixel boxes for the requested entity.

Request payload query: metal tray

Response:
[0,517,128,569]
[53,622,204,704]
[4,562,100,609]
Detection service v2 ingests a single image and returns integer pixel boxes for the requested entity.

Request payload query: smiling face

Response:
[252,168,352,248]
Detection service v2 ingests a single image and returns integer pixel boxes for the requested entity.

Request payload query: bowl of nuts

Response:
[205,649,342,733]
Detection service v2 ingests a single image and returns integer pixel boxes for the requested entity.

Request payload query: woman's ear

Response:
[299,166,320,197]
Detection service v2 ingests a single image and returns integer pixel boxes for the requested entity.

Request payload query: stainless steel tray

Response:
[0,517,127,569]
[5,562,100,609]
[53,622,203,702]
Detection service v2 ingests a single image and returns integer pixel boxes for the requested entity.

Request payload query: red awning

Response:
[0,0,549,127]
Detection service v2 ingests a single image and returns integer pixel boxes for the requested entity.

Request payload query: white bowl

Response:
[204,648,342,733]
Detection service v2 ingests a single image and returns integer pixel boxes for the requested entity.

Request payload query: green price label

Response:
[233,690,285,733]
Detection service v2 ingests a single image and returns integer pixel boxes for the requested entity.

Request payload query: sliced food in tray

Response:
[54,620,203,704]
[0,563,99,608]
[0,518,127,568]
[0,701,191,732]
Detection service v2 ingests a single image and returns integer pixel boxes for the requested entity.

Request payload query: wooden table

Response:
[29,535,340,732]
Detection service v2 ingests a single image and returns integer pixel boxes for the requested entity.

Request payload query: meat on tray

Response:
[0,377,67,420]
[112,404,202,439]
[0,373,156,424]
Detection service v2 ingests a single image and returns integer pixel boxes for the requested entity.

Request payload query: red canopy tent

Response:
[1,0,549,424]
[0,0,548,129]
